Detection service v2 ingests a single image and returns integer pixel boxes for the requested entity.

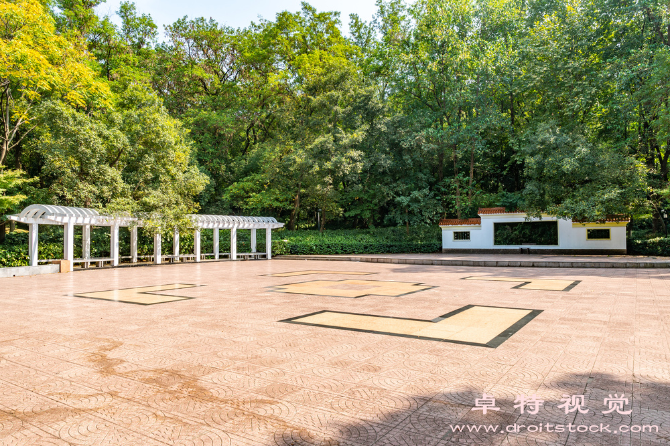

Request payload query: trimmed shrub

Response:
[271,226,441,255]
[627,237,670,256]
[0,225,441,266]
[0,243,63,267]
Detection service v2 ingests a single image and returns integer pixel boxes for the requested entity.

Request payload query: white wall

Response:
[563,224,627,250]
[441,214,627,251]
[441,226,486,249]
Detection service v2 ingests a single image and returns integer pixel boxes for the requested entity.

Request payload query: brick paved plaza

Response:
[0,260,668,445]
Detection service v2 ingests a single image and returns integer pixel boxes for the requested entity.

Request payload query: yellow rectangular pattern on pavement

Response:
[269,270,374,277]
[291,306,534,346]
[464,276,579,291]
[74,284,199,305]
[272,279,433,298]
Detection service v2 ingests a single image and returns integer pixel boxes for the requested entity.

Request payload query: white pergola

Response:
[7,205,284,270]
[186,215,284,262]
[7,205,137,271]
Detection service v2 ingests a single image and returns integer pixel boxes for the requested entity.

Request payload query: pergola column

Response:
[82,225,91,268]
[194,229,201,262]
[111,224,120,266]
[265,227,272,260]
[64,222,74,271]
[213,228,219,260]
[251,228,257,253]
[130,226,138,263]
[173,228,180,262]
[230,227,237,260]
[29,223,39,267]
[154,233,162,264]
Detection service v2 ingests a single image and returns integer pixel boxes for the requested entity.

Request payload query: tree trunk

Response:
[659,139,670,182]
[1,85,10,166]
[438,151,444,182]
[653,207,666,236]
[289,188,301,230]
[0,139,7,166]
[438,118,445,182]
[0,222,5,244]
[510,90,515,128]
[453,143,461,219]
[406,208,409,236]
[14,143,21,169]
[468,147,474,202]
[643,118,655,169]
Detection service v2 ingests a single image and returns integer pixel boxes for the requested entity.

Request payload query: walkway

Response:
[0,259,667,445]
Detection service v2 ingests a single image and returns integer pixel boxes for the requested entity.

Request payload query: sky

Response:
[94,0,384,38]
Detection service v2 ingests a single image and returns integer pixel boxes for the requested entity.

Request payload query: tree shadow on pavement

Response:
[268,371,670,446]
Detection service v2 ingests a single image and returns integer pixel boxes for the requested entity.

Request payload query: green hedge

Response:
[627,237,670,256]
[0,225,441,266]
[272,240,440,255]
[0,243,63,267]
[271,226,441,255]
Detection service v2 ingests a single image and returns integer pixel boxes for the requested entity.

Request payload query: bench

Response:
[197,252,266,260]
[200,252,231,260]
[74,257,114,268]
[236,252,267,260]
[163,254,197,263]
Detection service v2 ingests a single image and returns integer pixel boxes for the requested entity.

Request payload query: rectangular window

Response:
[453,231,471,241]
[587,228,610,240]
[494,221,558,245]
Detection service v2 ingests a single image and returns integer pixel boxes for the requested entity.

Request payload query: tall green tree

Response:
[0,0,110,166]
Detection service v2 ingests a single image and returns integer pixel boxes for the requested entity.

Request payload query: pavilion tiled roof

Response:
[439,218,482,226]
[477,207,523,214]
[572,215,630,223]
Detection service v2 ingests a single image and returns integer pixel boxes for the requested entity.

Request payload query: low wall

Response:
[278,255,666,268]
[0,264,60,278]
[441,248,627,255]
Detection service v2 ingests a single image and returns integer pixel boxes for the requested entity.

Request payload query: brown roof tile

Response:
[439,218,482,226]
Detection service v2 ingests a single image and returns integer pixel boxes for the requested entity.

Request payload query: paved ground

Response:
[0,260,668,445]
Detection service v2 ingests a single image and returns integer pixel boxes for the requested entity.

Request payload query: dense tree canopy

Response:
[2,0,669,230]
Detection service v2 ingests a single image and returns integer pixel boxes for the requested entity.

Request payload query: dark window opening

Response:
[494,221,558,245]
[454,231,470,241]
[587,228,610,240]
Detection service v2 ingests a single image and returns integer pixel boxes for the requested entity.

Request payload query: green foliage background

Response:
[3,0,670,259]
